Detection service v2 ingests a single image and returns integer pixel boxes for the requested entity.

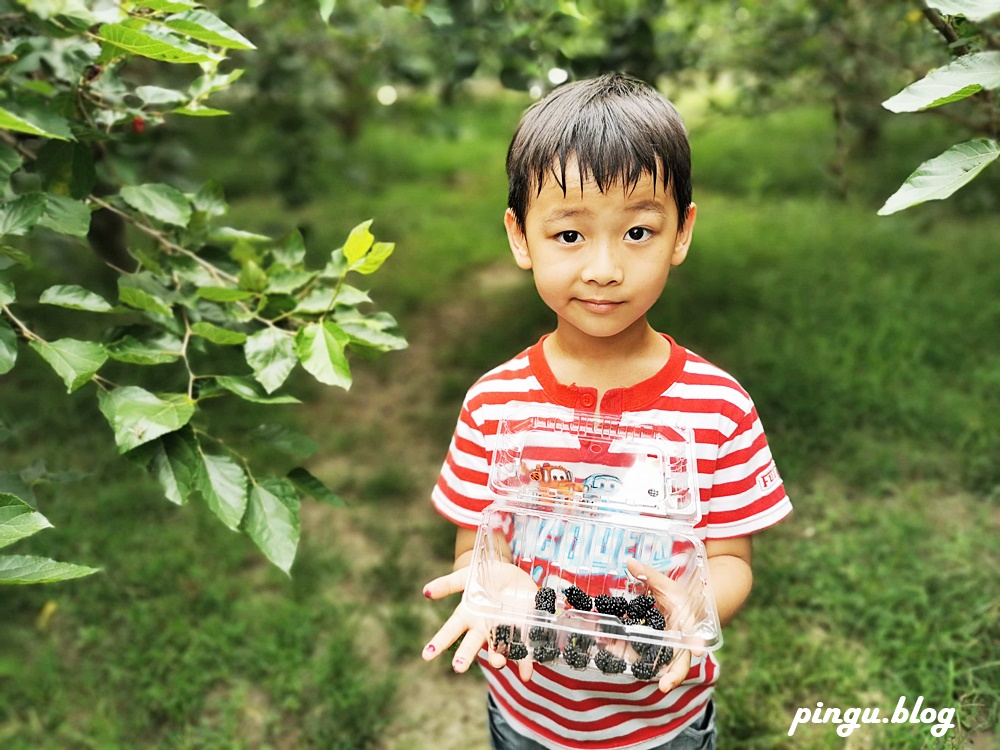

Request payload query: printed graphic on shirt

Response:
[756,460,782,494]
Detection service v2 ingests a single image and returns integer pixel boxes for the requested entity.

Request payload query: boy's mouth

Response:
[576,298,624,313]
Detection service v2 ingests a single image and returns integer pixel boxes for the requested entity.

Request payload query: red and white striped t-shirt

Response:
[432,334,792,749]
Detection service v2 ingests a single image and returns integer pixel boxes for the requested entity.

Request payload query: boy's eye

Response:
[627,227,652,241]
[557,230,581,244]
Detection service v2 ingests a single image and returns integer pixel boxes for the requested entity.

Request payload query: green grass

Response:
[2,92,997,749]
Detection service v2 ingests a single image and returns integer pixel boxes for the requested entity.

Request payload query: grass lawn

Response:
[1,88,997,749]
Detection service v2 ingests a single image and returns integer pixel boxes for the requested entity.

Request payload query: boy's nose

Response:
[581,242,624,285]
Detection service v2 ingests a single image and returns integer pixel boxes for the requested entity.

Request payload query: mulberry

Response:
[535,586,556,614]
[494,624,511,646]
[564,586,593,611]
[594,594,628,618]
[594,649,627,675]
[533,643,560,663]
[627,594,656,621]
[657,646,675,668]
[529,625,554,644]
[631,654,658,681]
[644,609,666,631]
[563,645,590,669]
[508,642,529,661]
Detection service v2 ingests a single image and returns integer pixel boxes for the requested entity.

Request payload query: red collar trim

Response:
[527,333,687,415]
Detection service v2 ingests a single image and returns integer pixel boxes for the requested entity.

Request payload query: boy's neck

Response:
[544,318,671,397]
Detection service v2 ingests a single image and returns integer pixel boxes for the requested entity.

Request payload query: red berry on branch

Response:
[131,117,145,135]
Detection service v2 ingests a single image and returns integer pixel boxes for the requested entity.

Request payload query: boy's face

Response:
[505,162,695,345]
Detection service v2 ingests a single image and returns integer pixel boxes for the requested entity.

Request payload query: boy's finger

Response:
[452,628,488,673]
[422,568,469,600]
[516,656,534,683]
[657,651,691,693]
[421,608,469,661]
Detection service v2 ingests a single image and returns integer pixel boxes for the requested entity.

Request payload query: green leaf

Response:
[878,139,1000,215]
[0,279,13,306]
[352,241,394,275]
[267,269,317,294]
[36,195,91,238]
[39,285,113,312]
[293,285,371,314]
[120,183,192,227]
[35,141,96,199]
[196,286,254,302]
[29,338,107,393]
[318,0,336,23]
[212,375,300,404]
[0,321,16,375]
[337,311,407,352]
[238,259,268,292]
[0,193,47,237]
[207,227,271,245]
[0,493,52,550]
[295,321,351,390]
[16,0,96,22]
[147,429,199,505]
[342,219,374,265]
[97,387,195,453]
[164,9,256,50]
[0,106,72,141]
[105,333,182,365]
[272,229,306,267]
[192,180,227,218]
[0,146,23,185]
[244,327,297,393]
[190,321,246,345]
[172,106,229,117]
[250,425,318,458]
[0,245,32,269]
[197,452,247,530]
[136,0,199,10]
[134,85,188,106]
[0,555,99,584]
[288,466,344,506]
[118,275,174,318]
[244,479,299,574]
[925,0,1000,22]
[97,23,218,64]
[883,52,1000,113]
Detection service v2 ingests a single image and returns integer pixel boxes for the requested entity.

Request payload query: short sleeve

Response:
[431,394,493,529]
[705,405,792,539]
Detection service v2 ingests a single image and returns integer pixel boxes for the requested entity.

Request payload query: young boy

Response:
[422,73,792,750]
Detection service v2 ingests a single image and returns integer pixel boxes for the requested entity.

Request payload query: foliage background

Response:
[1,1,998,748]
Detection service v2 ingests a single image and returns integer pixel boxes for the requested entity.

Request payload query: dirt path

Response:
[303,263,529,750]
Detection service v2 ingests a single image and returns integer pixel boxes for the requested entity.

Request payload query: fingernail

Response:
[452,658,464,671]
[636,574,648,581]
[423,643,436,654]
[423,587,432,598]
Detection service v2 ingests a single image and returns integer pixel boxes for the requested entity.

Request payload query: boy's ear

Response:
[670,203,697,267]
[504,209,533,270]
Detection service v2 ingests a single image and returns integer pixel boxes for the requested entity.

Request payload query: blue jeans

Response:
[487,694,717,750]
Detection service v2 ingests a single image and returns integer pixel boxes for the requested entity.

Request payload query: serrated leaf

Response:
[268,269,316,294]
[196,286,253,302]
[925,0,1000,22]
[295,321,351,390]
[164,9,256,50]
[352,241,394,275]
[0,279,13,306]
[272,229,306,267]
[0,321,16,375]
[36,195,92,238]
[342,220,374,265]
[105,333,182,365]
[251,425,318,458]
[97,23,218,64]
[97,387,195,453]
[293,285,371,314]
[0,193,47,237]
[238,259,268,292]
[0,106,72,141]
[192,180,226,218]
[190,321,246,345]
[147,429,199,505]
[29,338,107,393]
[0,555,99,584]
[244,479,299,574]
[287,466,344,506]
[197,452,247,530]
[0,245,32,269]
[39,285,113,312]
[879,139,1000,215]
[244,327,297,393]
[135,85,188,106]
[883,52,1000,112]
[118,274,174,317]
[213,375,300,404]
[0,492,52,550]
[172,106,229,117]
[338,315,407,352]
[120,183,192,227]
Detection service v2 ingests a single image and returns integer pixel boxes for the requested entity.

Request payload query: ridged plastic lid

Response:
[488,406,700,525]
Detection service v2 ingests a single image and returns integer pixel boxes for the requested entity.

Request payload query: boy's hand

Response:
[626,557,705,694]
[422,562,537,683]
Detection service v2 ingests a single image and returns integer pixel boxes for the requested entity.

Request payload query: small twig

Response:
[1,304,42,343]
[921,5,970,55]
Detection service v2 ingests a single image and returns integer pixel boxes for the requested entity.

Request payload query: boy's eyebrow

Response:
[624,199,668,216]
[541,207,592,225]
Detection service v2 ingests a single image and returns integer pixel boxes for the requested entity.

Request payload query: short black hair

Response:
[506,72,692,232]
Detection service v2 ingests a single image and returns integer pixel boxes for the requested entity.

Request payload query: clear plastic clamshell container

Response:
[462,407,722,681]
